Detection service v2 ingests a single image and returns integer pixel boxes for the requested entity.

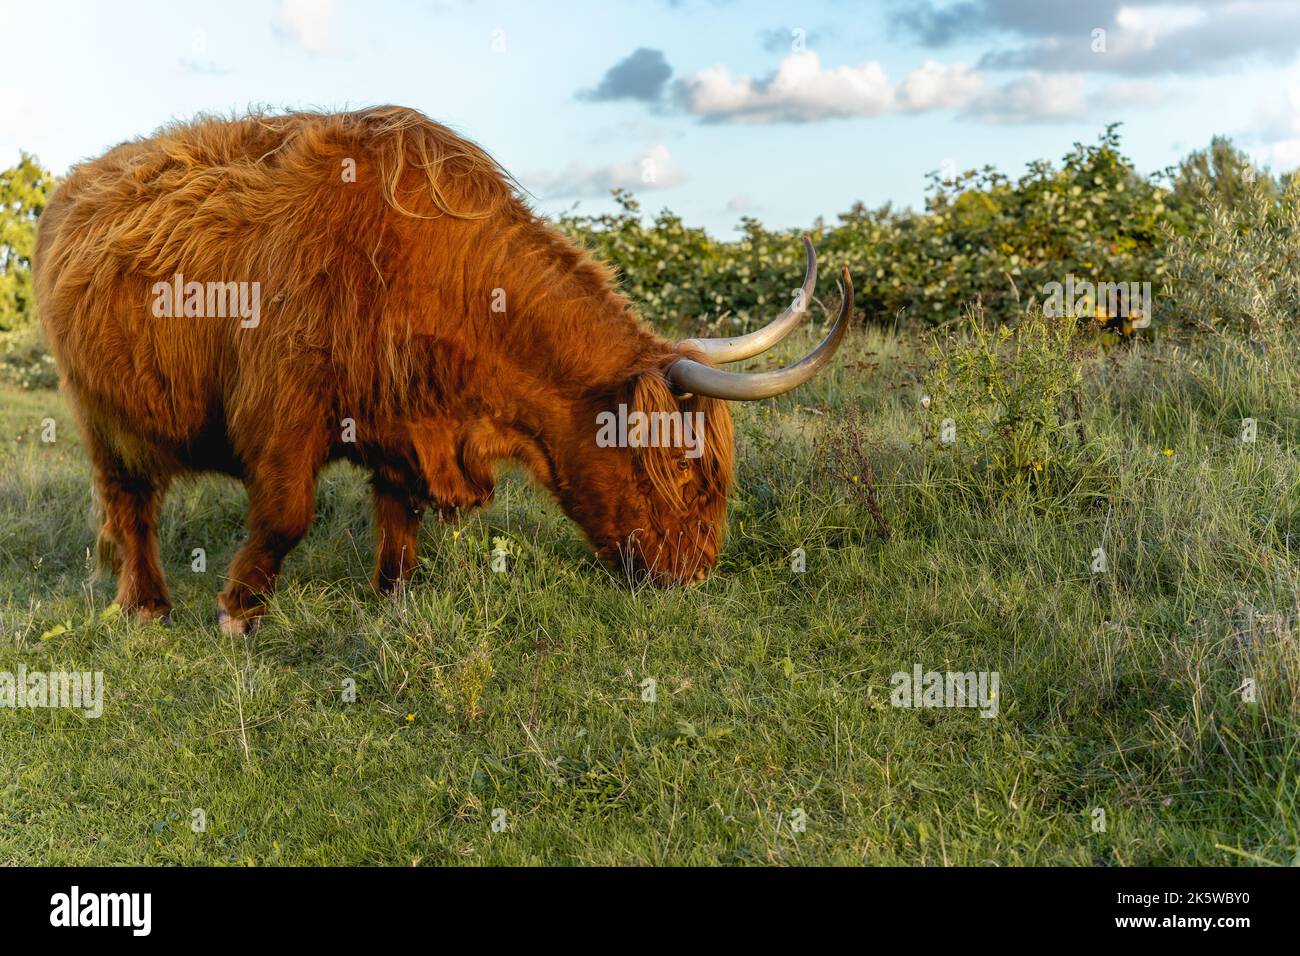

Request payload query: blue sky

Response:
[5,0,1300,234]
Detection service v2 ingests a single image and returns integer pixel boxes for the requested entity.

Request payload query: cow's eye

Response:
[676,458,690,471]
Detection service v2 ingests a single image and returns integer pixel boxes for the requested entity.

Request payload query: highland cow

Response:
[34,106,850,632]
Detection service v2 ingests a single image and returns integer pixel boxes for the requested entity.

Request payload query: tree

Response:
[1171,135,1276,211]
[0,153,55,331]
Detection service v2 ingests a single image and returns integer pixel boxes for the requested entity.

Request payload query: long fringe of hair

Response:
[628,367,734,510]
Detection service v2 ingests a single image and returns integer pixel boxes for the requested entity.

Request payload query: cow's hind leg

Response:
[218,448,322,635]
[92,458,172,622]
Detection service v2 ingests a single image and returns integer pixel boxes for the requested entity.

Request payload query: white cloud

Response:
[964,73,1088,124]
[1095,79,1168,109]
[668,50,1173,127]
[1262,139,1300,170]
[675,52,985,123]
[1113,4,1210,42]
[526,144,687,198]
[976,0,1300,75]
[897,61,985,112]
[277,0,336,53]
[1247,80,1300,171]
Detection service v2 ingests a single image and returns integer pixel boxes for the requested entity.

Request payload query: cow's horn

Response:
[667,267,852,401]
[676,236,817,363]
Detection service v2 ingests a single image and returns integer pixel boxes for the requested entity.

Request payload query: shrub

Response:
[561,126,1189,337]
[1163,174,1300,340]
[921,307,1090,492]
[0,324,58,390]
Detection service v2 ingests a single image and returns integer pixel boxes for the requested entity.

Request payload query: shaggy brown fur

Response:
[35,106,734,630]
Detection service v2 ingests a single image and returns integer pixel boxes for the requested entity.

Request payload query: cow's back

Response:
[35,109,463,474]
[36,107,526,481]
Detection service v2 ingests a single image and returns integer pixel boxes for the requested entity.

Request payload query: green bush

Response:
[562,126,1199,336]
[921,307,1091,493]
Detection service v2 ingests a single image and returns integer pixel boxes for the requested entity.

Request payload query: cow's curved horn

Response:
[676,236,817,363]
[667,267,852,401]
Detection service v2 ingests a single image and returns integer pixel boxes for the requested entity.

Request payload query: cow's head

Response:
[562,239,852,586]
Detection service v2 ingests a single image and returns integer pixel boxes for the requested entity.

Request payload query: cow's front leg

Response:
[372,482,423,594]
[218,451,321,635]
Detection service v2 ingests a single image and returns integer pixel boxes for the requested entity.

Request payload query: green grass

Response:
[0,324,1297,866]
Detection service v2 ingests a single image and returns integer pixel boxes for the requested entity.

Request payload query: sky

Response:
[5,0,1300,235]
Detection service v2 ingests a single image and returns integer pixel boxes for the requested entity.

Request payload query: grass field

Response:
[1,322,1297,866]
